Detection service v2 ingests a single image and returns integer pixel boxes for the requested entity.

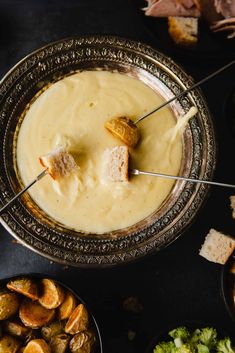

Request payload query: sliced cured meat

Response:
[143,0,200,17]
[214,0,235,18]
[211,17,235,37]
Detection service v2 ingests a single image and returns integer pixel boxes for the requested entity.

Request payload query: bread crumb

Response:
[128,330,136,341]
[11,239,21,244]
[199,228,235,265]
[122,296,143,313]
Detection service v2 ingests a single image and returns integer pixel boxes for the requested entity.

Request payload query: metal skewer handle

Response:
[134,60,235,125]
[0,169,47,216]
[131,169,235,189]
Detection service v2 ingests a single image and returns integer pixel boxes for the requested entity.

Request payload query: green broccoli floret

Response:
[217,338,235,353]
[169,327,190,348]
[176,344,195,353]
[190,329,201,346]
[197,344,210,353]
[154,341,176,353]
[198,328,217,349]
[169,327,190,340]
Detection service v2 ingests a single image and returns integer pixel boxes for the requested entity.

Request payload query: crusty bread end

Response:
[168,16,198,47]
[39,147,77,180]
[199,228,235,265]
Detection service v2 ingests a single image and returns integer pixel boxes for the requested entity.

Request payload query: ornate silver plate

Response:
[0,36,216,267]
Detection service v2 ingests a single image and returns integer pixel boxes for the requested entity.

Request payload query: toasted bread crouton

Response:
[199,228,235,264]
[230,196,235,219]
[168,16,198,47]
[106,146,129,182]
[39,147,77,180]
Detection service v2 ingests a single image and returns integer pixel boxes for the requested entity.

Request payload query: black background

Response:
[0,1,235,352]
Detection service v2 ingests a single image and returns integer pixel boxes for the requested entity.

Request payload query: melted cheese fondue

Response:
[17,71,183,234]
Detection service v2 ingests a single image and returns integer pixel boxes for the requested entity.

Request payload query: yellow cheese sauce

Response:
[17,71,183,234]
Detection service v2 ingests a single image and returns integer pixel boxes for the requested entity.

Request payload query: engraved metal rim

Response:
[0,35,216,267]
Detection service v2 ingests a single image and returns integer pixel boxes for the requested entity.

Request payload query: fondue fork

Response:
[0,148,77,216]
[135,59,235,124]
[131,169,235,189]
[0,169,47,216]
[105,60,235,147]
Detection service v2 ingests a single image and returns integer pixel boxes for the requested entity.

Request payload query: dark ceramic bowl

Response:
[221,253,235,322]
[0,273,103,353]
[145,321,231,353]
[0,35,216,267]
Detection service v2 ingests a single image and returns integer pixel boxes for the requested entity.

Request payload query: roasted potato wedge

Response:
[65,304,89,334]
[70,331,95,353]
[24,339,51,353]
[41,321,64,341]
[0,291,19,320]
[0,335,21,353]
[58,291,77,320]
[39,279,65,309]
[19,299,55,329]
[3,320,31,339]
[7,278,39,301]
[50,334,70,353]
[105,117,140,148]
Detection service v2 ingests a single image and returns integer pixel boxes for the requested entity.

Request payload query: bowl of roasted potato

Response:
[0,274,103,353]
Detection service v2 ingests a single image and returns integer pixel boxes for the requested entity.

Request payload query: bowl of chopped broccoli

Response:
[145,325,234,353]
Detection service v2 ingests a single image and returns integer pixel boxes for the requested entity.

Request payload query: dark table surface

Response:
[1,1,235,352]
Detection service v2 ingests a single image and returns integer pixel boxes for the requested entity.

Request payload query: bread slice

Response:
[168,16,198,47]
[39,147,77,180]
[106,146,129,182]
[199,228,235,265]
[230,196,235,219]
